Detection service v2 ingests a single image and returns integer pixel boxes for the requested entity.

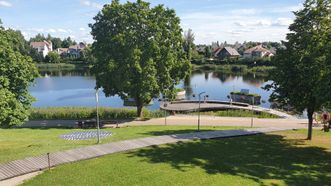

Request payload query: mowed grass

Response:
[0,125,241,164]
[23,130,331,186]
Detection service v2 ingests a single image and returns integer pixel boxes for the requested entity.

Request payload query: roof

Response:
[30,42,47,48]
[215,47,240,56]
[223,47,240,56]
[244,45,270,54]
[57,48,69,52]
[69,42,86,50]
[30,40,52,49]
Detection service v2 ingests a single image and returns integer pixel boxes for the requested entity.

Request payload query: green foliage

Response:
[30,107,163,120]
[204,46,212,58]
[45,51,61,63]
[194,110,279,118]
[0,28,30,55]
[230,91,261,97]
[183,29,195,60]
[61,37,76,48]
[79,45,96,64]
[265,0,331,139]
[90,0,191,117]
[0,27,39,127]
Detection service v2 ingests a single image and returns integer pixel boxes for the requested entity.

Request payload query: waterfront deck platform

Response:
[160,100,296,119]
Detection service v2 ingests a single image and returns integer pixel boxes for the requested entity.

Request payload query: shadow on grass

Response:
[129,134,331,185]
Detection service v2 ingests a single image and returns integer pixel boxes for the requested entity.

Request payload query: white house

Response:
[244,45,274,58]
[30,40,53,58]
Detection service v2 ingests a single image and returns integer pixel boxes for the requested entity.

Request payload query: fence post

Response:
[47,153,51,170]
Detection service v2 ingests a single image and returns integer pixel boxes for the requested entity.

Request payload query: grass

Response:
[23,130,331,186]
[192,110,280,118]
[29,107,164,120]
[35,63,78,69]
[0,125,240,164]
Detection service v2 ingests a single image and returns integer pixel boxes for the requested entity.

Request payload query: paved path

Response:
[24,116,308,129]
[160,100,296,119]
[120,115,308,129]
[0,127,295,182]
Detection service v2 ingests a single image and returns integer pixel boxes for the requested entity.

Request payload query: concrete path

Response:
[121,115,308,129]
[23,116,308,129]
[160,100,296,119]
[0,127,295,183]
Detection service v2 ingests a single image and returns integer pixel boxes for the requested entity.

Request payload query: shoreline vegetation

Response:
[29,107,279,121]
[192,64,275,74]
[35,63,90,70]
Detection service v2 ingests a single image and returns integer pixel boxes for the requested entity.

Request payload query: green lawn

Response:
[23,130,331,186]
[0,125,240,164]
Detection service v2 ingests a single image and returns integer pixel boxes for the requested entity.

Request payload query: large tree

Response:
[183,29,195,61]
[0,22,38,127]
[90,0,190,117]
[265,0,331,140]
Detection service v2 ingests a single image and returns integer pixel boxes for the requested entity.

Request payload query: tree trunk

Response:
[307,109,314,140]
[136,104,143,118]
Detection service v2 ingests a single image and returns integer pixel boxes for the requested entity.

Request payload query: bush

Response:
[30,107,164,120]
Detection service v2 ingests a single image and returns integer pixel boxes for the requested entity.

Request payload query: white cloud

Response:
[81,0,103,9]
[57,28,67,33]
[30,28,44,32]
[180,11,292,44]
[272,18,293,26]
[271,4,302,13]
[48,28,56,33]
[0,1,12,7]
[79,27,86,31]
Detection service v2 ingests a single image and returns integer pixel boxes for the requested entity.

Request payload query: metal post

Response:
[95,89,101,144]
[198,95,201,131]
[251,96,254,128]
[47,153,51,170]
[164,92,167,126]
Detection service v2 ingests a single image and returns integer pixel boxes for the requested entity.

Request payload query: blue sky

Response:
[0,0,304,44]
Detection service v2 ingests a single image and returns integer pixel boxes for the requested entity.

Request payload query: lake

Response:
[29,69,273,110]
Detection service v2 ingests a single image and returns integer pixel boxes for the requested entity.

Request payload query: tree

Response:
[62,37,76,48]
[51,37,62,50]
[45,51,61,63]
[0,26,38,127]
[183,29,195,61]
[204,46,212,58]
[265,0,331,140]
[79,46,96,64]
[29,33,46,42]
[90,0,191,117]
[29,48,43,63]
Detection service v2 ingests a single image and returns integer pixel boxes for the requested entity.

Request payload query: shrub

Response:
[29,107,163,120]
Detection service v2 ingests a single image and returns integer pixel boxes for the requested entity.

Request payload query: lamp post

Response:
[95,88,101,144]
[251,96,255,128]
[163,92,168,126]
[193,92,208,131]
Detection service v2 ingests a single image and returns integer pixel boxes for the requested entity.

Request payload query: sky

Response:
[0,0,304,44]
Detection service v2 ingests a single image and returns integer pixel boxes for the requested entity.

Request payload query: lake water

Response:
[29,69,273,110]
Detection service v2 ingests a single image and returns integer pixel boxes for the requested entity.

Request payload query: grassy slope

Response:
[23,130,331,186]
[0,126,240,164]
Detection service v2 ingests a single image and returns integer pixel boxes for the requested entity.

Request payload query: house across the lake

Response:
[244,45,274,58]
[214,47,240,60]
[30,40,53,57]
[55,42,87,58]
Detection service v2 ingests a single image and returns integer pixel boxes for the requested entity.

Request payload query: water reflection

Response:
[30,69,273,109]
